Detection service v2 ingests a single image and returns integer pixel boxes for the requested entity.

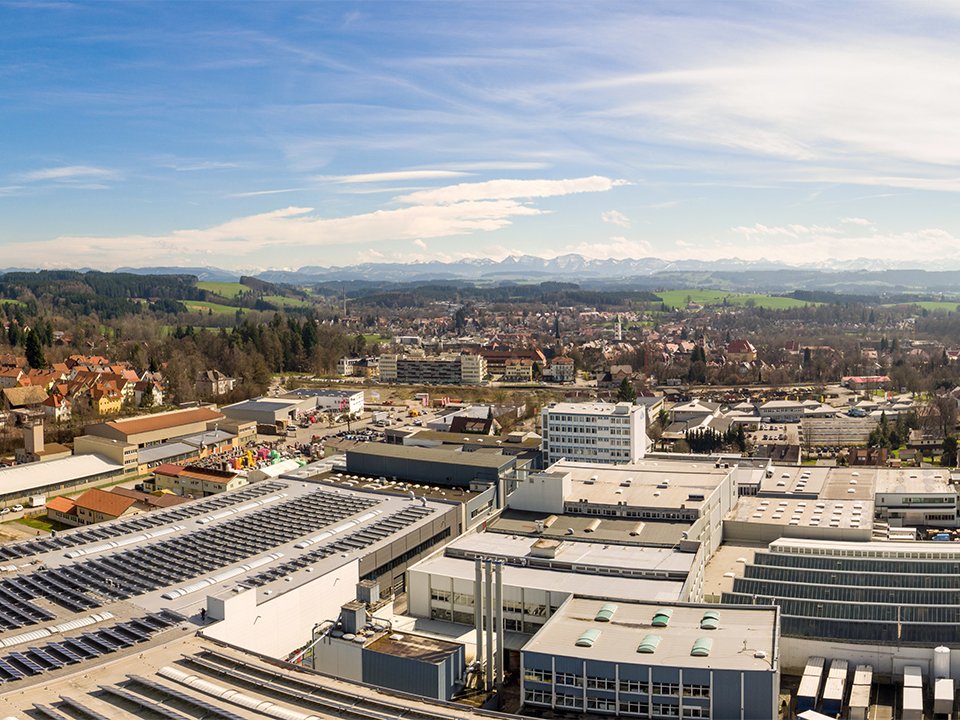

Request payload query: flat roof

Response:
[521,596,778,672]
[223,398,301,413]
[489,510,691,546]
[282,388,363,398]
[0,454,123,496]
[444,532,695,576]
[348,442,514,470]
[549,458,730,509]
[410,554,684,603]
[730,496,874,531]
[398,428,541,449]
[873,467,955,494]
[366,631,462,663]
[545,402,641,415]
[138,442,196,464]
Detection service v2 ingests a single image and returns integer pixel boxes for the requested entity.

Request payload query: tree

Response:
[942,436,958,467]
[25,329,45,369]
[616,378,637,403]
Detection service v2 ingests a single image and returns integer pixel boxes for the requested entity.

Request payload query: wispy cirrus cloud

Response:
[327,169,472,184]
[397,176,628,205]
[20,165,118,182]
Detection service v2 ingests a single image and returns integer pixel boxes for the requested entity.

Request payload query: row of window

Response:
[538,674,708,698]
[524,691,707,717]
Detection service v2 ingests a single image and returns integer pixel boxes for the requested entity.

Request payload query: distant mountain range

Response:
[4,254,960,295]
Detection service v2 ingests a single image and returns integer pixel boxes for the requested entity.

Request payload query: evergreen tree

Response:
[942,436,958,467]
[25,329,45,369]
[616,378,637,403]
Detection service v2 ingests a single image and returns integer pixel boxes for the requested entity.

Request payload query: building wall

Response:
[345,450,506,488]
[507,471,570,514]
[541,404,647,466]
[362,644,465,701]
[74,435,139,470]
[520,650,778,720]
[204,560,360,658]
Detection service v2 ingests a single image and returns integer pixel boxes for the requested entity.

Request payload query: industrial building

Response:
[281,387,365,415]
[520,596,780,720]
[346,442,523,488]
[83,406,226,446]
[540,401,647,465]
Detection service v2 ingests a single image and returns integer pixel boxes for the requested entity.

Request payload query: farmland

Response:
[653,289,815,310]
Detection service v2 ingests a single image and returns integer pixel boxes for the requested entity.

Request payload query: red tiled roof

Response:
[71,488,138,517]
[46,496,77,514]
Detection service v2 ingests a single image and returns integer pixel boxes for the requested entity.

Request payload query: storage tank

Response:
[934,645,951,680]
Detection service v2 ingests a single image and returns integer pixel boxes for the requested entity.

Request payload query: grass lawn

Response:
[653,289,815,310]
[16,516,59,533]
[184,300,238,315]
[197,281,247,298]
[363,333,390,344]
[0,298,24,306]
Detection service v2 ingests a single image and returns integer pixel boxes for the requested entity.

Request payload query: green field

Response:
[262,294,311,308]
[653,289,814,310]
[184,300,237,315]
[0,298,24,306]
[197,281,247,298]
[363,334,390,344]
[883,301,960,312]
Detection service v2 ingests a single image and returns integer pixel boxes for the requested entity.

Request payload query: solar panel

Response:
[97,685,193,720]
[58,695,112,720]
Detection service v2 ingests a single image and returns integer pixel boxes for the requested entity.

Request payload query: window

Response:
[652,682,679,696]
[431,588,451,603]
[587,676,616,690]
[620,680,649,694]
[620,700,644,715]
[653,703,680,717]
[683,684,710,698]
[587,697,618,712]
[452,592,473,606]
[524,689,551,705]
[683,707,707,718]
[524,668,552,684]
[556,672,582,687]
[557,693,582,708]
[430,607,451,621]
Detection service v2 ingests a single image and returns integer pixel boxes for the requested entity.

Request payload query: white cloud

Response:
[564,236,654,260]
[841,217,874,226]
[397,176,627,205]
[601,209,630,227]
[329,170,472,184]
[5,174,624,268]
[21,165,118,182]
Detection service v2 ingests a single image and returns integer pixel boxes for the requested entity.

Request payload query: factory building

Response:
[520,596,780,720]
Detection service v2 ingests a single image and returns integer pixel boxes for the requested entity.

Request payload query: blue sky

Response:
[2,0,960,271]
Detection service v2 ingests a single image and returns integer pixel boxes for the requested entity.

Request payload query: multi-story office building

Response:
[541,402,647,465]
[520,596,780,720]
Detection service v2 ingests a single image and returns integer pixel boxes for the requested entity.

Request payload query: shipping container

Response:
[821,676,846,717]
[797,657,827,713]
[847,683,871,720]
[902,685,923,720]
[934,677,954,716]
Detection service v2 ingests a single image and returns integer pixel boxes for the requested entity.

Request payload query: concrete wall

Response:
[780,636,960,683]
[311,634,364,682]
[507,471,570,514]
[203,559,360,658]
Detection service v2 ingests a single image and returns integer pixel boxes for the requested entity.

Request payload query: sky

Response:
[2,0,960,271]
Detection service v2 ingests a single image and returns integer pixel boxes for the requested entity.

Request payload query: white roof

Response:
[0,454,124,496]
[253,458,303,478]
[546,402,641,416]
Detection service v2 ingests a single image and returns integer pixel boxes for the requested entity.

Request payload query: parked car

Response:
[11,504,23,513]
[0,508,9,515]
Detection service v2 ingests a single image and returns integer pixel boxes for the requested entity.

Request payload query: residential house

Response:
[2,385,48,411]
[725,338,757,363]
[0,367,23,388]
[549,356,575,383]
[195,369,236,397]
[134,379,164,407]
[503,358,533,383]
[42,393,72,423]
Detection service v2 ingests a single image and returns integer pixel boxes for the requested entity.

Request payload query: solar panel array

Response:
[0,489,381,631]
[102,675,247,720]
[239,504,436,587]
[182,648,445,720]
[0,609,184,684]
[0,481,289,561]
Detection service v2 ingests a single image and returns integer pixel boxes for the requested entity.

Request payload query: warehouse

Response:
[282,387,365,415]
[346,443,521,488]
[220,397,302,426]
[83,406,225,447]
[0,453,125,504]
[520,596,780,720]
